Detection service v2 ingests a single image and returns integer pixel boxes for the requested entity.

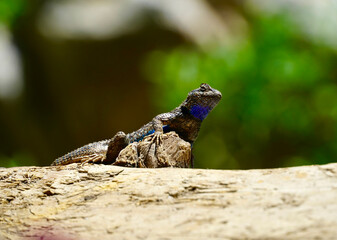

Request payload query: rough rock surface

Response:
[0,163,337,240]
[114,131,191,168]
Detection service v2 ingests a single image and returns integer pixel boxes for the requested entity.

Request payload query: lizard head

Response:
[182,83,222,121]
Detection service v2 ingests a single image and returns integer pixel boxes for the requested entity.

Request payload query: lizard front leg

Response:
[147,113,174,144]
[142,114,174,166]
[152,112,176,133]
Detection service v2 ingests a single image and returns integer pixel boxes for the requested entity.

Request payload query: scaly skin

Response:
[51,83,222,166]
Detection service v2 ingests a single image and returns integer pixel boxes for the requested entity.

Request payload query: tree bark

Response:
[1,163,337,240]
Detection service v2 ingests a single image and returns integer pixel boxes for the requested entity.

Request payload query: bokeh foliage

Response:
[145,15,337,169]
[0,0,25,26]
[1,2,336,169]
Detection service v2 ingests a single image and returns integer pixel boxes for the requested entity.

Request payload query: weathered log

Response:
[1,162,337,240]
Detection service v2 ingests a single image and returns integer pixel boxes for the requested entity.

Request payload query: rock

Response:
[114,131,191,168]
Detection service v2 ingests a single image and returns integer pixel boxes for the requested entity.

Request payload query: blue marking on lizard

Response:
[134,129,155,142]
[133,125,172,143]
[190,105,211,120]
[163,125,171,133]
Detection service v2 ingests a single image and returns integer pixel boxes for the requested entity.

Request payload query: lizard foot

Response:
[80,153,106,165]
[140,131,164,167]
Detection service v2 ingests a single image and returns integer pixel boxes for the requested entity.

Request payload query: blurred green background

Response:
[0,0,336,169]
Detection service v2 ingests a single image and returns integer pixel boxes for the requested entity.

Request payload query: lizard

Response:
[51,83,222,167]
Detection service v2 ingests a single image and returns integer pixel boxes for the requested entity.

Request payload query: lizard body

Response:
[51,83,222,166]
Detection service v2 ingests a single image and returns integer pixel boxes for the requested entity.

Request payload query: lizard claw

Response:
[143,131,163,166]
[80,153,106,166]
[153,131,163,145]
[145,131,163,146]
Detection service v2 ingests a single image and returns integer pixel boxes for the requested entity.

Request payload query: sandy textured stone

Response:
[114,131,191,168]
[0,163,337,240]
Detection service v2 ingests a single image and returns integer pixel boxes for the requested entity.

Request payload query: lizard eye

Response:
[200,83,208,92]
